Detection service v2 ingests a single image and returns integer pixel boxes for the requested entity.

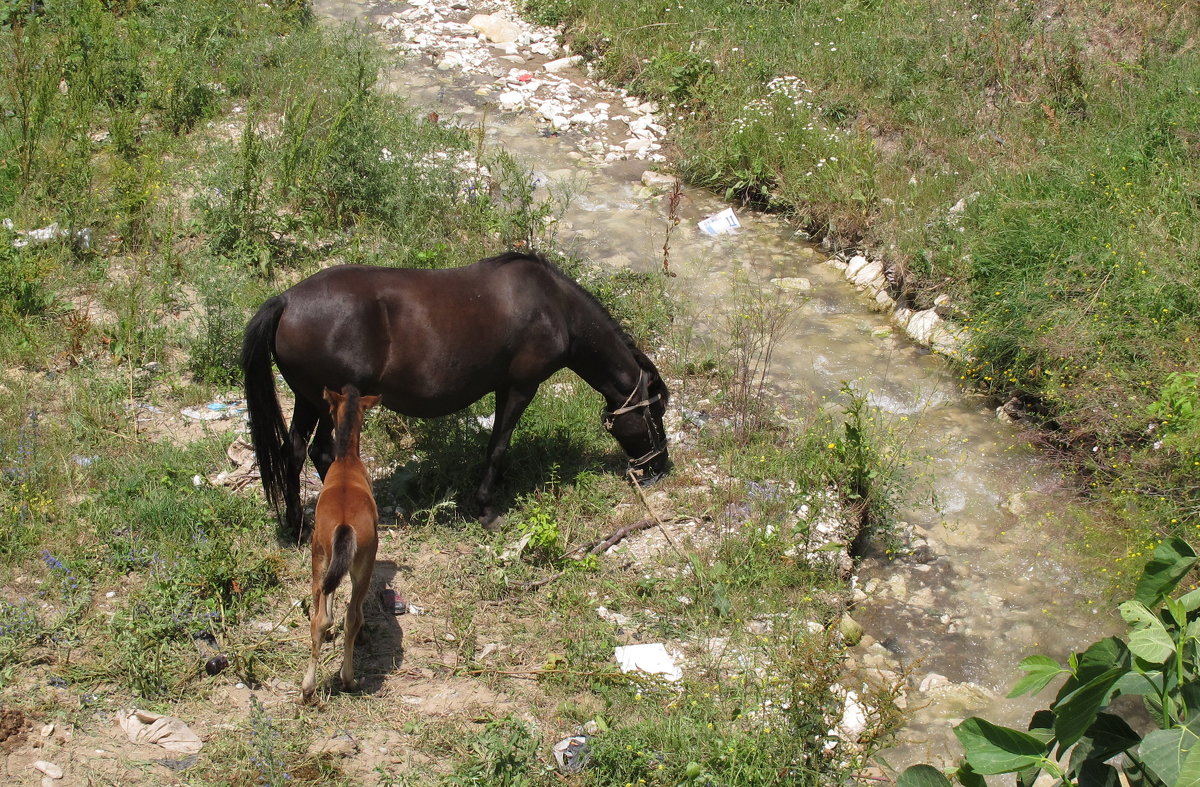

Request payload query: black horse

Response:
[241,251,670,536]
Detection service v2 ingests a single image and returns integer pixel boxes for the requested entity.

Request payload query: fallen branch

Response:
[517,517,669,592]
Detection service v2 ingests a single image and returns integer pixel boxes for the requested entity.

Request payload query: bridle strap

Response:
[601,370,668,472]
[628,443,666,469]
[609,393,661,417]
[605,370,660,417]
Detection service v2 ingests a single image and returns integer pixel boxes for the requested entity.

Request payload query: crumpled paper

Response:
[119,710,203,754]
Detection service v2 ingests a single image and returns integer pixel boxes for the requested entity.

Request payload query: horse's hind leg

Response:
[339,539,376,693]
[285,400,320,539]
[309,411,335,480]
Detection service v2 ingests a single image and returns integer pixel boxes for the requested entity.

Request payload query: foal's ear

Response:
[322,387,343,411]
[361,394,382,410]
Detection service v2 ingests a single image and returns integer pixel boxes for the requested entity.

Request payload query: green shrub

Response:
[902,537,1200,787]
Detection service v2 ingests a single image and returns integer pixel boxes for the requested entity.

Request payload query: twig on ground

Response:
[512,516,674,593]
[627,469,684,558]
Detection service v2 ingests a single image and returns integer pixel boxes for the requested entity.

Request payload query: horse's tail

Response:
[241,295,290,520]
[322,524,356,596]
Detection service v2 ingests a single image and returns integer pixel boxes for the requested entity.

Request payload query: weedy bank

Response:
[0,1,907,784]
[519,0,1200,544]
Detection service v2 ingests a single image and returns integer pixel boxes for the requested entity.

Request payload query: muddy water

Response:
[316,0,1114,769]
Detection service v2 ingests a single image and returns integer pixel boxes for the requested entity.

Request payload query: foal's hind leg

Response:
[339,539,377,693]
[302,569,334,701]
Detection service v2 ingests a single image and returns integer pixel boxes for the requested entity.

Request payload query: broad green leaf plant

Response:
[900,538,1200,787]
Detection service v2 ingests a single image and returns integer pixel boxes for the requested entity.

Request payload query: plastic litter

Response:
[182,400,247,421]
[697,207,741,236]
[119,709,203,754]
[552,735,590,774]
[3,218,92,250]
[613,643,682,682]
[380,587,407,614]
[181,407,225,421]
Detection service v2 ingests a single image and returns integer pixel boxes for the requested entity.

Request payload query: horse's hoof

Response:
[635,470,667,488]
[479,511,503,532]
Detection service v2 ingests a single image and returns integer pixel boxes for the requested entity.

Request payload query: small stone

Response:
[542,55,582,73]
[839,614,864,646]
[772,277,812,292]
[468,14,521,43]
[919,672,949,692]
[40,724,54,737]
[33,761,64,780]
[308,736,358,758]
[498,91,524,111]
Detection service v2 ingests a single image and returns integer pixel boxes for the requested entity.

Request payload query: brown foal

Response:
[301,385,381,702]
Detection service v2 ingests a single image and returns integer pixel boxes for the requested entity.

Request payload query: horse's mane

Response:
[483,251,669,403]
[332,386,362,459]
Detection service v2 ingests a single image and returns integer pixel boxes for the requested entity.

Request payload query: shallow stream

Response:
[316,0,1114,770]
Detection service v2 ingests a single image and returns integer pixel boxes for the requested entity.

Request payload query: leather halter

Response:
[602,371,667,471]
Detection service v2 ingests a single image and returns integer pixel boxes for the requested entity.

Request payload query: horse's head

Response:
[602,371,670,486]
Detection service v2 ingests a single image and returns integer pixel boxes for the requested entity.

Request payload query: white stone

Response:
[919,672,950,692]
[623,138,652,153]
[498,91,524,110]
[836,690,868,742]
[851,260,884,288]
[906,309,942,344]
[542,55,582,73]
[33,762,63,780]
[844,254,871,280]
[569,112,596,125]
[468,14,521,43]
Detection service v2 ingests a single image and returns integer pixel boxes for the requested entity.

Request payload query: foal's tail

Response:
[322,525,356,596]
[241,296,289,521]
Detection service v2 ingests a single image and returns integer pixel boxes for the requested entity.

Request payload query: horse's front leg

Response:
[475,385,537,530]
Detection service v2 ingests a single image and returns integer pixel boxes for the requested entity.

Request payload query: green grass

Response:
[519,0,1200,537]
[0,1,913,783]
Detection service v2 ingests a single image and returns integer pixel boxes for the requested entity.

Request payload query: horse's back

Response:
[272,258,574,415]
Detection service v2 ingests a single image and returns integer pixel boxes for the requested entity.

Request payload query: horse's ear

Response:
[361,394,382,410]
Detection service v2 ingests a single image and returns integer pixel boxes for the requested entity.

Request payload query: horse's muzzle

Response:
[629,451,671,487]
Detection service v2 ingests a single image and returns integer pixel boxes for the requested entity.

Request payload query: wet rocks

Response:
[830,253,972,359]
[640,170,679,192]
[379,0,669,162]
